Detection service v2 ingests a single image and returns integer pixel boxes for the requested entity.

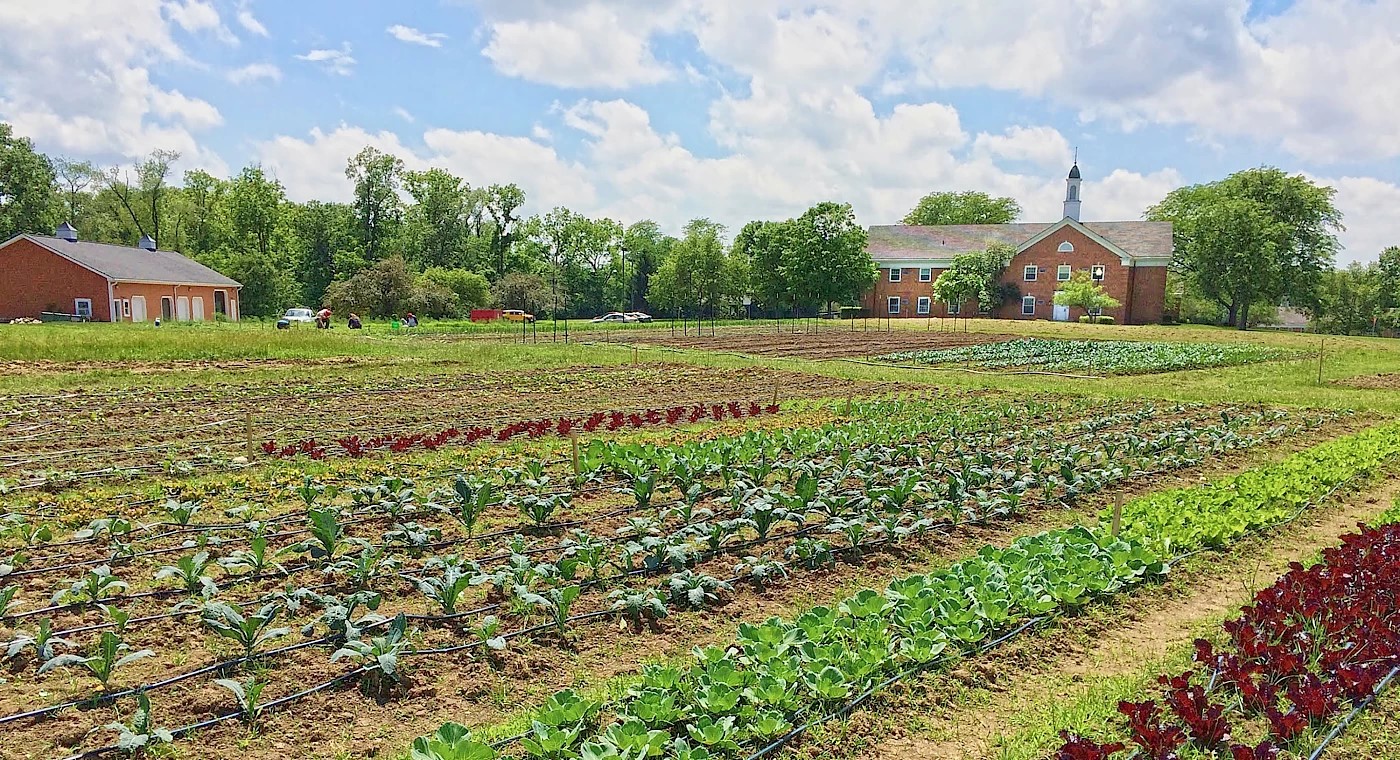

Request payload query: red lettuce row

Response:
[1057,521,1400,759]
[260,402,782,459]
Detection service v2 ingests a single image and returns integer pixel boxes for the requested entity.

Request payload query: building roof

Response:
[867,219,1173,265]
[10,234,241,287]
[1068,163,1081,179]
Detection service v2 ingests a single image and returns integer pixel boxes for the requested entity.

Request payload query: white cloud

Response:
[386,24,447,48]
[235,2,268,37]
[972,127,1072,170]
[393,106,415,123]
[254,124,596,213]
[0,0,223,167]
[296,44,355,76]
[1324,176,1400,265]
[227,62,281,85]
[478,3,679,88]
[165,0,236,44]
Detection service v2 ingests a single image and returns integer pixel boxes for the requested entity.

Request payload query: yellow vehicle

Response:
[501,309,536,324]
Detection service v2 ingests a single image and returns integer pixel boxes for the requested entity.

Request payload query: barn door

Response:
[176,297,190,321]
[131,296,147,322]
[191,297,205,322]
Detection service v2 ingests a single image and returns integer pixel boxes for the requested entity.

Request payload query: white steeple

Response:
[1064,159,1082,221]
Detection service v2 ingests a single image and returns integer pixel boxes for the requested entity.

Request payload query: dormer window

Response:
[1057,241,1075,253]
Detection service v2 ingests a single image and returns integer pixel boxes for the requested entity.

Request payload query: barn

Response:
[862,164,1172,325]
[0,224,242,323]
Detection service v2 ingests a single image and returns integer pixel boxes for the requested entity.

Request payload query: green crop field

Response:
[1,318,1397,760]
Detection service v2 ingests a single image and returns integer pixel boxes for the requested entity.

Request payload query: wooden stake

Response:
[633,345,639,365]
[1110,493,1124,537]
[1317,336,1325,385]
[569,434,581,476]
[844,394,852,415]
[772,381,779,407]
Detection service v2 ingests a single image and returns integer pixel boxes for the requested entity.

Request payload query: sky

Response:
[2,0,1398,265]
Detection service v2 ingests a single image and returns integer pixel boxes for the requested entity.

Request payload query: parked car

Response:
[591,312,635,323]
[501,309,536,323]
[282,308,316,323]
[626,312,653,323]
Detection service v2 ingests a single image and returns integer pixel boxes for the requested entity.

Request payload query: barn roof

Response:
[9,235,241,287]
[868,220,1173,264]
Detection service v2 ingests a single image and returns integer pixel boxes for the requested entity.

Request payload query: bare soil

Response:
[627,325,1014,360]
[1335,373,1400,391]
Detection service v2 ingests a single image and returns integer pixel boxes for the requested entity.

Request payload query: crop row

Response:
[397,422,1400,760]
[1056,518,1400,759]
[260,402,785,460]
[0,402,1320,756]
[878,338,1297,375]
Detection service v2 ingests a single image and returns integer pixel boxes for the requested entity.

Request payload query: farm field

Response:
[2,320,1400,760]
[623,325,1015,360]
[878,338,1300,375]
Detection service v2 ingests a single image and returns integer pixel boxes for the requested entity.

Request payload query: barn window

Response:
[1091,264,1106,282]
[888,268,902,283]
[1057,264,1072,281]
[918,268,932,282]
[916,296,931,314]
[122,299,131,318]
[1058,241,1075,253]
[73,298,92,319]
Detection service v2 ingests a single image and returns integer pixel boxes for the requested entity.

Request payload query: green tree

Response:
[420,267,490,311]
[403,168,470,269]
[226,166,285,259]
[52,156,98,225]
[345,147,404,261]
[0,122,58,239]
[902,191,1020,226]
[1148,167,1342,329]
[782,202,874,315]
[1053,271,1121,319]
[288,201,358,307]
[178,169,227,261]
[324,256,417,318]
[931,242,1016,313]
[1313,263,1384,335]
[104,149,179,246]
[648,218,728,318]
[621,221,672,313]
[1377,245,1400,310]
[484,183,526,277]
[226,252,295,318]
[491,271,550,314]
[733,220,790,313]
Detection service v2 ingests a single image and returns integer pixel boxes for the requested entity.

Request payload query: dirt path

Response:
[857,478,1400,760]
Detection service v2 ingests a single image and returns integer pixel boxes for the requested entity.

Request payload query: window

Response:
[918,267,932,282]
[1091,264,1106,282]
[947,302,960,316]
[1068,185,1078,201]
[1024,265,1038,282]
[888,268,902,283]
[1021,296,1036,316]
[73,298,92,319]
[1058,241,1075,253]
[121,299,131,318]
[887,296,901,315]
[916,296,931,314]
[1057,264,1072,282]
[1088,306,1103,317]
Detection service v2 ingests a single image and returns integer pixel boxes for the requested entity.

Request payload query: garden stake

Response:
[244,412,254,459]
[1317,336,1325,385]
[570,434,580,476]
[1110,493,1123,537]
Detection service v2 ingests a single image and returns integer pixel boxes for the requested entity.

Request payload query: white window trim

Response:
[213,289,228,315]
[1021,296,1036,316]
[74,298,92,318]
[888,268,902,283]
[887,296,901,315]
[918,267,932,282]
[947,302,960,316]
[1091,264,1106,282]
[1057,264,1072,282]
[1058,241,1075,253]
[1088,306,1103,317]
[916,296,931,315]
[122,299,131,318]
[1024,265,1037,282]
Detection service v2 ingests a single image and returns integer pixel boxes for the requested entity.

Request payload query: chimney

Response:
[55,222,78,242]
[138,234,157,251]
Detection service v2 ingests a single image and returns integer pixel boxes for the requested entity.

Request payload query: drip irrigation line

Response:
[1306,665,1400,760]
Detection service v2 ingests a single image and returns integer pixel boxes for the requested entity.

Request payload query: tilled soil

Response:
[629,326,1014,360]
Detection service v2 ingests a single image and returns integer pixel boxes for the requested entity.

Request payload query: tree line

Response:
[0,123,875,320]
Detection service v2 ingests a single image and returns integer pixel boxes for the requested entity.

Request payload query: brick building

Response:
[862,165,1172,325]
[0,225,242,322]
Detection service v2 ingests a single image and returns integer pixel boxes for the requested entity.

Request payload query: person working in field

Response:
[347,313,362,329]
[316,307,332,329]
[404,312,418,328]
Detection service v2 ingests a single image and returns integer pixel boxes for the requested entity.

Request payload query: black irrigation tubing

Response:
[744,617,1044,760]
[0,634,336,726]
[1305,665,1400,760]
[55,667,373,760]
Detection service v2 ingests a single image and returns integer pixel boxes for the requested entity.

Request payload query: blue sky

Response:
[3,0,1398,264]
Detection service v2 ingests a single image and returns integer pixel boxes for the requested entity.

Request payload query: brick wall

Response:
[0,238,111,321]
[865,225,1168,325]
